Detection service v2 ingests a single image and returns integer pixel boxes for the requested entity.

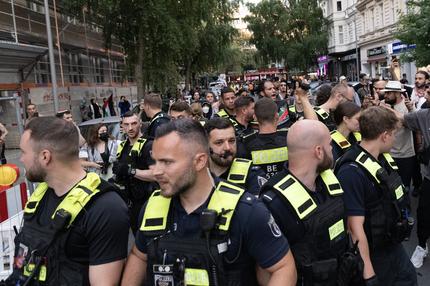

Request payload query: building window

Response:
[91,57,105,83]
[338,25,344,44]
[379,4,384,27]
[391,0,395,23]
[348,23,353,43]
[66,53,83,84]
[26,1,44,13]
[337,1,342,11]
[35,56,50,84]
[370,9,375,31]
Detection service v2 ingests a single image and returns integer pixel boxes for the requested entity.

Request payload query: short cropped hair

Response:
[234,96,254,110]
[123,110,139,118]
[170,101,192,115]
[330,83,349,99]
[144,93,162,109]
[359,107,399,140]
[155,119,209,154]
[204,118,234,135]
[25,117,79,160]
[315,84,332,105]
[255,97,277,124]
[221,87,235,99]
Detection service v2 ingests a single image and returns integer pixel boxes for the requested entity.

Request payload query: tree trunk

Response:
[135,28,145,103]
[185,59,192,92]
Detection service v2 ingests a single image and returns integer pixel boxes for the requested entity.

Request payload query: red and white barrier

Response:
[0,183,28,223]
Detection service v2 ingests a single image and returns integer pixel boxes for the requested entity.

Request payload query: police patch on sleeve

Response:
[268,215,282,238]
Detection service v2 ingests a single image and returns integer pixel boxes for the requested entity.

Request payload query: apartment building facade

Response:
[321,0,416,81]
[0,0,136,147]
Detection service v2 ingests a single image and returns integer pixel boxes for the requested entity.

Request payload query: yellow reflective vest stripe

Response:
[116,138,147,159]
[217,109,229,118]
[273,169,343,220]
[227,158,252,185]
[314,107,330,120]
[24,173,102,227]
[251,146,288,165]
[382,153,399,170]
[141,181,244,232]
[354,151,404,199]
[330,130,351,149]
[352,131,362,143]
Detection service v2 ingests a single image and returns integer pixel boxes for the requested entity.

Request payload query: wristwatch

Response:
[130,168,136,177]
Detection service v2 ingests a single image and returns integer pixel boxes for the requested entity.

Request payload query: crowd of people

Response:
[2,67,430,286]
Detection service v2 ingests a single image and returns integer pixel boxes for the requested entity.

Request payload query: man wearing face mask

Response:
[113,111,156,234]
[206,118,266,196]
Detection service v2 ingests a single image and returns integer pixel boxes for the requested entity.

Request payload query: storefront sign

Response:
[367,47,386,57]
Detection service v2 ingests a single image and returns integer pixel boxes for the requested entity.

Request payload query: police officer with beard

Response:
[205,118,266,196]
[121,119,297,286]
[113,111,156,234]
[4,117,129,286]
[261,120,363,286]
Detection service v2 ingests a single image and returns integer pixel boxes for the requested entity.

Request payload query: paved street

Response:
[3,149,430,284]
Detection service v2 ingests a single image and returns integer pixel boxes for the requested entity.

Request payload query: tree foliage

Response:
[63,0,238,98]
[245,0,328,72]
[396,0,430,66]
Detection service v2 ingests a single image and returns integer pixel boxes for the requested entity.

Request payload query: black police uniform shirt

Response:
[261,172,332,245]
[238,131,288,179]
[117,138,155,201]
[36,179,129,266]
[218,164,267,196]
[147,111,170,139]
[336,145,388,217]
[234,122,256,138]
[135,179,290,270]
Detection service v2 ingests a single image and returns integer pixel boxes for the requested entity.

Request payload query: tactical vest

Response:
[242,129,289,180]
[336,146,411,250]
[147,112,170,137]
[116,137,147,160]
[140,181,258,286]
[227,158,252,185]
[352,131,362,143]
[217,109,238,128]
[314,107,336,131]
[262,169,346,285]
[12,173,104,286]
[330,130,351,151]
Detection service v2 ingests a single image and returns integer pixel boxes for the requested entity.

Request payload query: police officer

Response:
[336,107,417,285]
[311,83,354,131]
[121,119,296,286]
[261,119,363,285]
[233,96,256,137]
[113,111,155,234]
[331,102,361,162]
[215,87,237,120]
[205,118,266,196]
[238,98,288,179]
[5,117,129,285]
[142,93,170,138]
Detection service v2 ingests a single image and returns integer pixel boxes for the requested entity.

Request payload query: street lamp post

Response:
[43,0,59,114]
